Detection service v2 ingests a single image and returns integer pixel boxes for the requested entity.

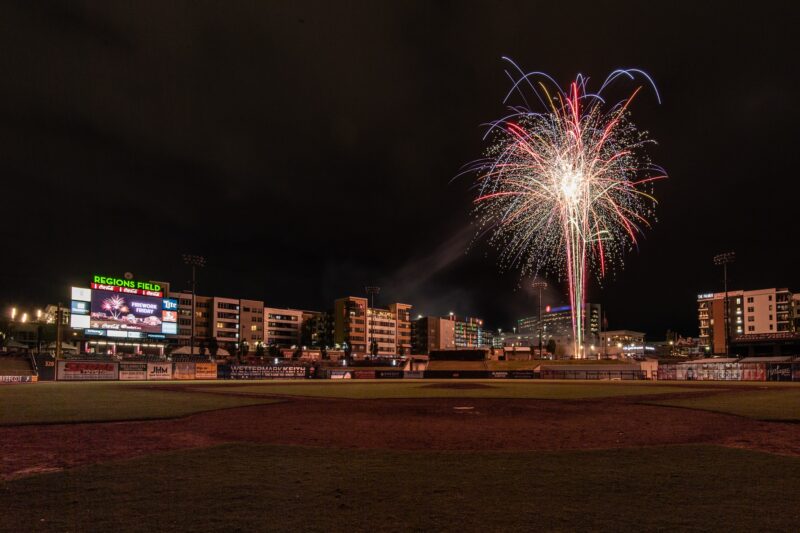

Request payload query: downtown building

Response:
[411,315,488,355]
[333,296,412,357]
[517,303,602,356]
[169,292,310,353]
[697,287,800,356]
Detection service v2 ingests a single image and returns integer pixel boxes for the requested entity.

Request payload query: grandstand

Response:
[0,353,36,381]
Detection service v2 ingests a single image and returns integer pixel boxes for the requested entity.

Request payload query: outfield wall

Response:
[26,359,800,382]
[657,362,799,381]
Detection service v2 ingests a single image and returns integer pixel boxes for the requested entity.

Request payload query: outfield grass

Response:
[1,443,798,532]
[193,380,703,399]
[0,382,279,425]
[653,387,800,421]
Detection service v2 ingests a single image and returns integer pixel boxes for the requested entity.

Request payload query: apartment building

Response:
[333,296,412,357]
[240,299,265,349]
[265,307,303,347]
[697,287,793,354]
[170,292,262,351]
[411,315,487,354]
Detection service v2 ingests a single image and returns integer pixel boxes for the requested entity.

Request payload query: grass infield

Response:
[193,380,704,399]
[1,443,798,532]
[652,387,800,421]
[0,382,279,425]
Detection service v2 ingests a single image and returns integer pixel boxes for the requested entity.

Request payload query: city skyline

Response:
[1,3,798,337]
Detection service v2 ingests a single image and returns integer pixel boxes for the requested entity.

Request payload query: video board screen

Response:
[90,291,165,334]
[70,284,178,338]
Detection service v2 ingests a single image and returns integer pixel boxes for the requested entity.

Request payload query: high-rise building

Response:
[517,303,601,352]
[697,287,794,354]
[333,296,412,357]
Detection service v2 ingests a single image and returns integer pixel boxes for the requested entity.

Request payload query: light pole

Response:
[365,286,380,358]
[713,251,735,355]
[532,280,547,358]
[182,254,206,357]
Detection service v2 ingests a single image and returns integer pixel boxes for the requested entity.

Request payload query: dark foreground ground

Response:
[1,381,799,531]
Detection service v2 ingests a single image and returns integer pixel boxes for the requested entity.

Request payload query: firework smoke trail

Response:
[468,59,665,357]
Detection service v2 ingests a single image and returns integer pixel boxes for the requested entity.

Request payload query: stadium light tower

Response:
[532,280,548,358]
[183,254,206,357]
[365,286,380,357]
[713,251,735,355]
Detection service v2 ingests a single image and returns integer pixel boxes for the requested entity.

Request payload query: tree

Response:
[370,339,379,358]
[268,344,281,358]
[546,339,556,357]
[255,343,265,358]
[208,337,219,358]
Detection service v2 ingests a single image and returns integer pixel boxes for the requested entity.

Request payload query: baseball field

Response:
[2,380,799,531]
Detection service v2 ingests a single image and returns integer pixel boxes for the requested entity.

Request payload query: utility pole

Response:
[55,302,63,379]
[713,251,735,356]
[182,254,206,357]
[532,280,547,359]
[365,286,380,358]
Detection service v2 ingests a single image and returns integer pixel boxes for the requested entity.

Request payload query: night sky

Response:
[1,2,798,337]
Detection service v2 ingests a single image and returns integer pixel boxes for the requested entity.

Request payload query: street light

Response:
[182,254,206,357]
[532,280,547,358]
[713,251,735,355]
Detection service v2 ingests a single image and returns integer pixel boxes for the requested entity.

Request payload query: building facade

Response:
[411,315,487,354]
[517,303,602,354]
[698,287,794,354]
[265,307,304,348]
[333,296,412,357]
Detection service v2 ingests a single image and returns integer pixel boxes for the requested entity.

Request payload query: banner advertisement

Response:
[424,370,491,379]
[57,361,119,381]
[173,362,195,380]
[330,370,353,379]
[147,362,173,380]
[0,375,35,383]
[194,362,218,380]
[767,364,792,382]
[491,370,536,379]
[793,364,800,382]
[119,362,148,381]
[740,364,766,381]
[403,371,424,379]
[225,365,307,379]
[375,370,403,379]
[353,370,376,379]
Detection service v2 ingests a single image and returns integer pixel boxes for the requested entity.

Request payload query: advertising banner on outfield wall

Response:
[221,365,307,379]
[403,371,424,379]
[490,370,536,379]
[194,362,217,379]
[57,361,119,381]
[375,370,403,379]
[119,363,148,381]
[794,364,800,381]
[0,375,35,383]
[767,364,792,382]
[173,362,195,380]
[147,362,173,380]
[329,370,352,379]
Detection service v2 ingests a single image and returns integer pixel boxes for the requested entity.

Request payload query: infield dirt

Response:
[3,386,800,481]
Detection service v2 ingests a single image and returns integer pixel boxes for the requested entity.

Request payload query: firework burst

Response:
[468,58,666,357]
